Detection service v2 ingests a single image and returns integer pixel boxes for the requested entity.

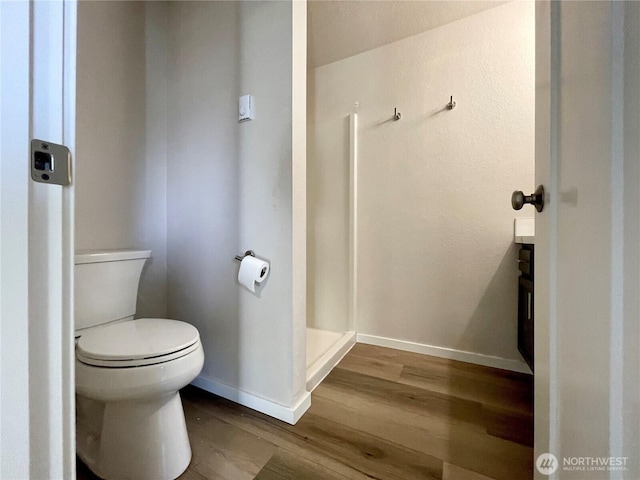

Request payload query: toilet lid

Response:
[76,318,200,366]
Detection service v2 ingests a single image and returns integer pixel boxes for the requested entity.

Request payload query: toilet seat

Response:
[77,318,200,368]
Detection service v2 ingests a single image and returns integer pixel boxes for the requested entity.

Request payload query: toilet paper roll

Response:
[238,255,270,292]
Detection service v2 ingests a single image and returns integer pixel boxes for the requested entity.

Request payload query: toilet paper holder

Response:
[234,250,256,262]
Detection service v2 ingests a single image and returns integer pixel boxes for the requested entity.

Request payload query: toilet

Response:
[74,249,204,480]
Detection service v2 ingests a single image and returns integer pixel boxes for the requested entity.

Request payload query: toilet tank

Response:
[74,249,151,332]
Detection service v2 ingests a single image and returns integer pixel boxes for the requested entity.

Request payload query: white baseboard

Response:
[191,334,529,426]
[191,374,311,425]
[356,333,532,374]
[306,331,356,392]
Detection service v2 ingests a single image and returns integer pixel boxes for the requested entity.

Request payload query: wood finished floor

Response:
[77,343,533,480]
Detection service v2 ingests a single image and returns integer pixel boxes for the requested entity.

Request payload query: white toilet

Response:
[74,249,204,480]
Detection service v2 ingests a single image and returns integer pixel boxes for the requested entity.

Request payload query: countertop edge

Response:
[515,235,535,245]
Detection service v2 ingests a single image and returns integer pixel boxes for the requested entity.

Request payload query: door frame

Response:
[0,1,76,478]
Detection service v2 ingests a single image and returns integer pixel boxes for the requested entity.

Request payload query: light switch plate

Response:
[239,94,254,122]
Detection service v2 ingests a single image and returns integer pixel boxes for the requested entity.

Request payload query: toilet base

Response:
[77,392,191,480]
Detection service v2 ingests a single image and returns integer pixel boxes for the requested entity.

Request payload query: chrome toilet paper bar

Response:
[234,250,256,262]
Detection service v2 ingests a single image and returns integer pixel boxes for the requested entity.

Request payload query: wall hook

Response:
[447,96,456,110]
[394,108,402,121]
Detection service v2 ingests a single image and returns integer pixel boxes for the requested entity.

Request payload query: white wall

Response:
[308,1,535,362]
[306,100,351,333]
[140,2,169,319]
[164,1,306,411]
[76,0,306,419]
[291,0,308,404]
[76,1,167,318]
[164,0,241,398]
[76,1,144,250]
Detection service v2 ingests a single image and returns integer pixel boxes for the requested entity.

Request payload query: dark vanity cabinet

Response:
[517,244,534,371]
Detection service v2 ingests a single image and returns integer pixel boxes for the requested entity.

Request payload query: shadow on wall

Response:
[457,242,521,360]
[138,256,167,318]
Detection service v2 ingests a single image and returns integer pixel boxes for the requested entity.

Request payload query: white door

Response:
[535,2,640,479]
[0,1,76,478]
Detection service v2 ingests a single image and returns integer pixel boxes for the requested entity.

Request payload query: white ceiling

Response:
[308,0,509,68]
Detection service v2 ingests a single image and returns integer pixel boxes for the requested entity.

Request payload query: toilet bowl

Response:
[74,250,204,480]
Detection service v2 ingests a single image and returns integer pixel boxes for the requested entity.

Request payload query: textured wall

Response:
[308,1,535,361]
[307,0,507,68]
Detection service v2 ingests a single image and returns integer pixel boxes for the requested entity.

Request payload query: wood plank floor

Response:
[77,343,533,480]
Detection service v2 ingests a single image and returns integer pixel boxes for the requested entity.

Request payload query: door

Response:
[0,1,76,478]
[535,2,640,479]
